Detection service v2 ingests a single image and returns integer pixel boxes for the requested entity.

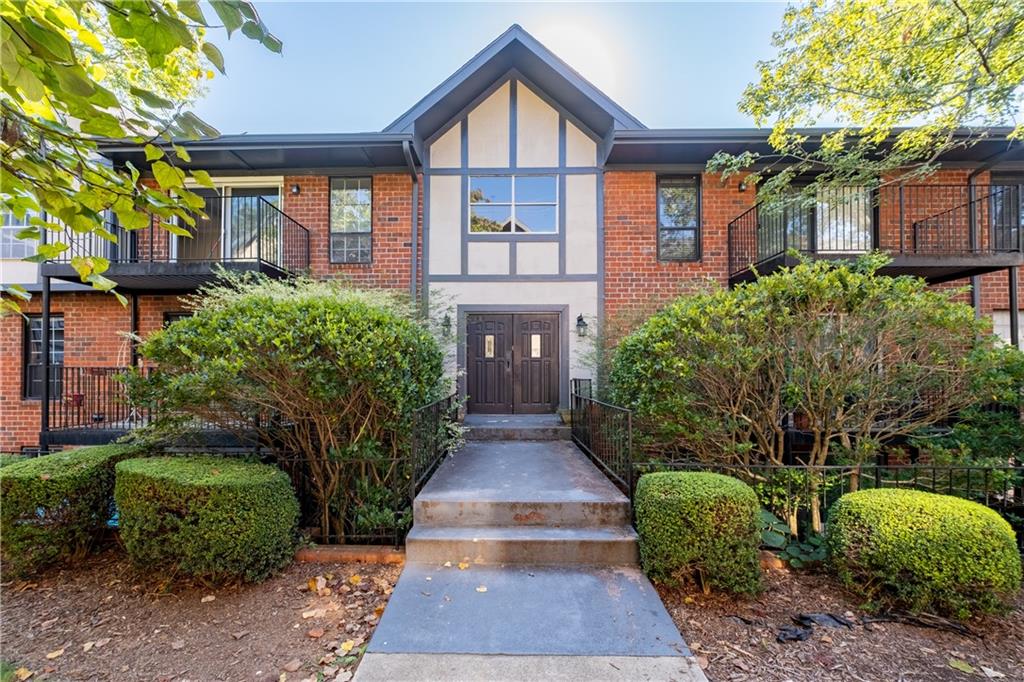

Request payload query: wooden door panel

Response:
[466,314,513,413]
[513,314,559,414]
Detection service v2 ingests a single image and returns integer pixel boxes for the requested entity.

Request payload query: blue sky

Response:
[193,2,789,134]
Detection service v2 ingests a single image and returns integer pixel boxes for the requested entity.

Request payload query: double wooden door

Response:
[466,313,559,414]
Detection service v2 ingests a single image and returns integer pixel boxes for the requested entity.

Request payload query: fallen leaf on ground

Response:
[307,628,325,639]
[348,575,362,585]
[282,658,302,672]
[457,562,469,570]
[232,630,250,640]
[476,586,487,593]
[201,595,216,603]
[340,639,355,653]
[171,640,184,650]
[336,672,353,682]
[949,659,976,674]
[443,561,452,567]
[14,668,33,681]
[94,637,111,648]
[83,641,95,652]
[45,649,64,660]
[982,667,1006,679]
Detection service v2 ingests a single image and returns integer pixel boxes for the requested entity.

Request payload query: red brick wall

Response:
[603,171,753,324]
[283,174,418,291]
[0,292,187,452]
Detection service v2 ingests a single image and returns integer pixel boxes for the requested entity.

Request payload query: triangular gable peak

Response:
[383,24,645,146]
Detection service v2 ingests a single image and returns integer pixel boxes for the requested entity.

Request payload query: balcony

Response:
[728,184,1024,285]
[40,365,253,448]
[41,193,311,292]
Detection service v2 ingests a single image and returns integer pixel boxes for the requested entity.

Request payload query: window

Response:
[330,177,372,263]
[1,210,36,259]
[469,175,558,233]
[657,177,700,260]
[24,315,64,399]
[163,311,192,327]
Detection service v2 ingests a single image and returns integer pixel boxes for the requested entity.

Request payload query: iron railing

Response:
[45,366,150,431]
[570,378,633,494]
[635,460,1024,550]
[50,194,311,274]
[728,184,1023,277]
[411,392,460,499]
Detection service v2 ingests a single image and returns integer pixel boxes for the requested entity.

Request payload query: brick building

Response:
[3,25,1023,451]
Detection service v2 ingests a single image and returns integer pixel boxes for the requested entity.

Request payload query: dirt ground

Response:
[0,549,401,682]
[662,567,1024,682]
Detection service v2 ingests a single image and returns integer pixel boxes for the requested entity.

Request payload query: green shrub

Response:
[635,471,761,594]
[827,489,1021,619]
[128,275,446,543]
[115,456,299,582]
[0,453,25,468]
[0,444,138,577]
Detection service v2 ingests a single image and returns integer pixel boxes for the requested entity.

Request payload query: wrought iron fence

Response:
[48,194,311,274]
[411,392,460,499]
[727,184,1023,277]
[635,460,1024,550]
[570,378,633,494]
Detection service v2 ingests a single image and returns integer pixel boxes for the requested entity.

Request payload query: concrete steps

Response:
[462,413,570,441]
[413,496,631,528]
[405,525,640,565]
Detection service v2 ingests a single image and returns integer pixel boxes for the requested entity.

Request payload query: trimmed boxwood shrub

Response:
[0,444,138,577]
[115,456,299,582]
[827,489,1022,619]
[635,471,761,594]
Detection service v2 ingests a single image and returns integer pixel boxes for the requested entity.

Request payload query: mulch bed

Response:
[661,567,1024,681]
[0,549,401,682]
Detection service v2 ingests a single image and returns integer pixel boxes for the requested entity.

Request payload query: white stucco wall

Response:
[428,176,462,274]
[516,242,559,274]
[468,82,510,168]
[467,242,510,274]
[516,85,559,167]
[430,125,462,168]
[565,174,598,275]
[565,121,597,167]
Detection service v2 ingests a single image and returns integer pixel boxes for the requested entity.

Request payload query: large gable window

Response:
[330,177,372,263]
[657,177,701,261]
[470,175,557,233]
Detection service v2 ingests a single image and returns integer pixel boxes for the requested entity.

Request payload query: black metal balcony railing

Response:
[50,194,310,274]
[728,184,1023,278]
[46,366,151,432]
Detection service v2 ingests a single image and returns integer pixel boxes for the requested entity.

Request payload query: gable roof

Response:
[383,24,645,140]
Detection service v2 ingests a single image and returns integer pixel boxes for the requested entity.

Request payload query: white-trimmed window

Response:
[1,210,36,259]
[330,177,372,263]
[469,175,558,233]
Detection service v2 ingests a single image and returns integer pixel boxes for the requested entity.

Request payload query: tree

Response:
[1,0,282,313]
[610,255,1011,532]
[709,0,1024,200]
[126,275,446,543]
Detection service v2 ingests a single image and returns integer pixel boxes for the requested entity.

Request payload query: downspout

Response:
[967,167,982,317]
[402,140,419,306]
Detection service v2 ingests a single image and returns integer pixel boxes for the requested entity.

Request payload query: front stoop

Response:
[356,434,706,682]
[462,413,571,441]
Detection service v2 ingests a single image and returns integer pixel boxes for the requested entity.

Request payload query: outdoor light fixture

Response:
[290,183,301,195]
[576,314,588,337]
[442,313,452,337]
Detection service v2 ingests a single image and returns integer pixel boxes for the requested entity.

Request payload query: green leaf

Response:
[129,86,175,110]
[173,145,192,162]
[948,659,975,674]
[152,161,186,190]
[190,169,216,189]
[201,42,226,74]
[177,0,209,25]
[210,1,244,36]
[145,144,165,162]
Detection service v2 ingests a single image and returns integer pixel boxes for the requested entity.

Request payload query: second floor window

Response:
[1,210,36,259]
[470,175,558,233]
[330,177,372,264]
[24,315,64,399]
[657,177,700,261]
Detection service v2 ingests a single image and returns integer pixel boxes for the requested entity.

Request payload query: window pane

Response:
[515,176,556,204]
[815,187,871,253]
[331,233,371,264]
[330,178,372,237]
[25,316,63,399]
[659,229,698,260]
[659,179,698,228]
[470,176,512,204]
[514,206,557,233]
[471,204,512,232]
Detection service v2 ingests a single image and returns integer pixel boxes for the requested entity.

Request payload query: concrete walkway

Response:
[355,430,705,682]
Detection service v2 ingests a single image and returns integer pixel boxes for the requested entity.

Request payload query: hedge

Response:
[115,456,299,582]
[827,489,1021,619]
[0,444,138,577]
[635,471,761,594]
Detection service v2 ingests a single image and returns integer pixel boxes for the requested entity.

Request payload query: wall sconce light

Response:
[290,183,301,196]
[441,313,452,337]
[576,314,588,337]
